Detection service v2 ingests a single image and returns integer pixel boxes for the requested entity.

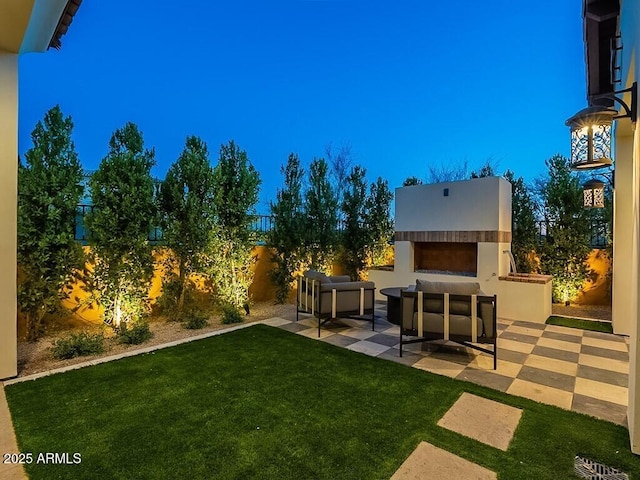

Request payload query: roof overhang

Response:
[582,0,620,105]
[0,0,82,54]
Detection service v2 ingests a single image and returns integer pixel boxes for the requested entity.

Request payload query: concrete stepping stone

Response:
[391,441,497,480]
[437,392,522,451]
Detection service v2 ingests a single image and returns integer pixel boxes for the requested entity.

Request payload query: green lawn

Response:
[546,315,614,333]
[5,324,639,479]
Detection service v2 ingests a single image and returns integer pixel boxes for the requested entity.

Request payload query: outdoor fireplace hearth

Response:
[368,177,552,324]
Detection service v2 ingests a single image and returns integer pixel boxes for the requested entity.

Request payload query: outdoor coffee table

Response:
[380,287,404,325]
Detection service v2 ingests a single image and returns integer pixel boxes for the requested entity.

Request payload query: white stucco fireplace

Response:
[368,176,552,323]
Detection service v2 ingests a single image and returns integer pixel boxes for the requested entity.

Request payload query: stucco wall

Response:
[395,177,512,233]
[18,245,278,330]
[613,136,634,335]
[0,53,18,380]
[617,0,640,454]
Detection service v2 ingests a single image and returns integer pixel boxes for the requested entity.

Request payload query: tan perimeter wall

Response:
[17,245,277,335]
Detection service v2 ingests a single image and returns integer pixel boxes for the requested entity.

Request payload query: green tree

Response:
[470,159,498,178]
[268,153,306,303]
[159,136,216,316]
[365,177,394,267]
[538,154,591,303]
[18,105,85,340]
[341,166,369,280]
[504,170,539,273]
[209,140,261,312]
[304,158,339,272]
[402,176,422,186]
[85,122,156,326]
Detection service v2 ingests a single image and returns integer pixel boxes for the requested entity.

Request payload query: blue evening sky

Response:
[18,0,586,214]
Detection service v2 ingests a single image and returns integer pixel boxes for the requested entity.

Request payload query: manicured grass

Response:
[546,315,614,333]
[6,324,640,479]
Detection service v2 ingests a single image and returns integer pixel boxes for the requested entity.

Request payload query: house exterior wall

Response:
[613,137,634,335]
[0,0,81,379]
[0,53,18,379]
[617,0,640,454]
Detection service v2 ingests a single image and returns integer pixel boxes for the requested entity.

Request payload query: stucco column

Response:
[613,137,634,336]
[627,118,640,454]
[0,53,18,380]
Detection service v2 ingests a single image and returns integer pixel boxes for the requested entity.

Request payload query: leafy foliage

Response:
[183,309,209,329]
[504,170,539,273]
[268,153,307,303]
[117,321,153,345]
[18,105,85,341]
[402,176,422,186]
[304,158,339,272]
[51,331,104,359]
[537,154,591,303]
[221,304,243,324]
[84,123,156,326]
[158,136,216,314]
[341,166,370,279]
[470,159,498,178]
[365,177,394,267]
[209,140,261,310]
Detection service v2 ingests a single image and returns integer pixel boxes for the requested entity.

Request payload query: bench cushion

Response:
[416,279,481,295]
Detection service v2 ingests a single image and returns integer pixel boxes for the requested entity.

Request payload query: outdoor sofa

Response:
[400,279,497,369]
[296,270,376,337]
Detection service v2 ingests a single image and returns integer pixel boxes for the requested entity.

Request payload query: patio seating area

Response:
[270,300,630,425]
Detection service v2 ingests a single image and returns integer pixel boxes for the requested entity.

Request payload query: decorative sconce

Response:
[566,82,637,170]
[582,178,606,208]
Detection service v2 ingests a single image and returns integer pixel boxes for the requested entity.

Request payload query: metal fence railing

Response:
[534,220,610,249]
[74,206,274,244]
[74,206,611,250]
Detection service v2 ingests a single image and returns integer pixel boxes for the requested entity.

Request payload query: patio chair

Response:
[400,280,497,369]
[296,270,376,337]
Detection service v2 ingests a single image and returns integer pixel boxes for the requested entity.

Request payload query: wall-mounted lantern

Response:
[582,178,606,208]
[565,107,616,170]
[567,82,637,209]
[566,82,637,171]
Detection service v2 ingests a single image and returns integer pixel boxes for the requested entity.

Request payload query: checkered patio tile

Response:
[272,301,629,425]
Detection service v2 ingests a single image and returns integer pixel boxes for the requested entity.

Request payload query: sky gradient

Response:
[18,0,587,213]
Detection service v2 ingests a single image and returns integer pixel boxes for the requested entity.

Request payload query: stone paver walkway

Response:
[437,392,522,451]
[390,441,497,480]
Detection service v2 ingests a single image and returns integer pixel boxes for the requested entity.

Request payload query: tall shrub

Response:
[304,158,339,272]
[18,105,84,340]
[209,140,261,311]
[365,177,394,267]
[538,154,591,303]
[158,136,216,315]
[268,153,306,303]
[85,123,156,326]
[341,166,369,280]
[504,170,539,273]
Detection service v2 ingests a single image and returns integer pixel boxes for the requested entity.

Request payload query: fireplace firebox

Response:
[414,242,477,276]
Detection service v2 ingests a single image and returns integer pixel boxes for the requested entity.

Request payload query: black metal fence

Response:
[74,205,273,244]
[535,220,610,249]
[75,206,611,250]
